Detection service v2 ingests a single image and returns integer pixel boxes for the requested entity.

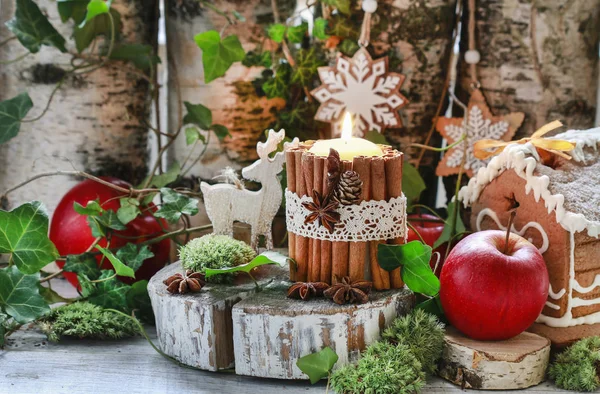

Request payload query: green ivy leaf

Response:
[0,266,50,323]
[73,8,121,53]
[263,63,292,100]
[402,161,426,206]
[116,244,154,273]
[291,48,325,87]
[210,124,230,141]
[378,241,440,297]
[267,23,286,43]
[109,43,160,70]
[63,253,101,280]
[57,0,90,24]
[433,200,466,249]
[96,245,135,278]
[338,39,359,57]
[154,188,199,224]
[87,209,126,237]
[5,0,67,53]
[364,130,389,145]
[194,31,245,83]
[117,198,140,225]
[415,294,446,322]
[84,0,111,23]
[296,347,339,384]
[322,0,351,15]
[84,270,130,310]
[140,161,181,190]
[0,93,33,145]
[287,22,308,44]
[183,102,212,130]
[204,255,277,279]
[126,280,153,322]
[313,17,329,40]
[73,200,103,216]
[0,202,59,274]
[185,126,206,146]
[242,51,272,68]
[39,285,73,304]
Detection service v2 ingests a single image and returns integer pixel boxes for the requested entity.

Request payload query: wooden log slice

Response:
[438,326,551,390]
[148,254,288,371]
[232,287,415,379]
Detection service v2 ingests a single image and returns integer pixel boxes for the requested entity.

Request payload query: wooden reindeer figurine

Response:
[201,129,298,250]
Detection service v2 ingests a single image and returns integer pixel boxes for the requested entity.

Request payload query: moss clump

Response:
[39,302,139,342]
[381,309,445,374]
[179,234,256,283]
[548,336,600,391]
[330,341,425,394]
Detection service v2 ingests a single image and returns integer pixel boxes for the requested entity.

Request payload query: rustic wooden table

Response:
[1,280,568,394]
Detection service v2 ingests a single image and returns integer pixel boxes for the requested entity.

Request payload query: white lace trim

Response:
[285,189,407,242]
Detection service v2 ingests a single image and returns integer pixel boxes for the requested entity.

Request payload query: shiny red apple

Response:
[407,213,448,276]
[440,230,549,341]
[49,177,171,287]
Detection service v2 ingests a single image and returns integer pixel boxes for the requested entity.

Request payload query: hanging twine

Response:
[358,0,378,47]
[466,0,480,89]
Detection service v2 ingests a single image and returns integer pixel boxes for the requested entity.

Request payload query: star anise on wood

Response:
[287,282,330,301]
[163,270,206,294]
[324,276,372,305]
[302,190,341,233]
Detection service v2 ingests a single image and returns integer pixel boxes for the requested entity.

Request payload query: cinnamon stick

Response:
[320,157,332,283]
[370,156,390,290]
[331,160,352,283]
[294,150,308,282]
[385,151,405,289]
[285,149,297,281]
[310,157,325,282]
[349,157,370,282]
[302,154,315,281]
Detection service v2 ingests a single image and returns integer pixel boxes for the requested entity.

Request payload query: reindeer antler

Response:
[257,129,285,160]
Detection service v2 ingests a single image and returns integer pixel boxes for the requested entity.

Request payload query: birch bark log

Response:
[0,0,158,214]
[462,0,599,136]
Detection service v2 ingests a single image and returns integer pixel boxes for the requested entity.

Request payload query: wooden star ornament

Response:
[436,89,525,178]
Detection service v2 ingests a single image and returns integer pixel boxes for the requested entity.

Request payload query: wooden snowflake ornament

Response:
[436,89,525,178]
[311,48,409,137]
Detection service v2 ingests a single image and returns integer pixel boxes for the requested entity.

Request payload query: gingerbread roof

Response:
[459,127,600,238]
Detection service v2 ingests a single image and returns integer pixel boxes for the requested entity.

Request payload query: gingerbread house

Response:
[458,127,600,346]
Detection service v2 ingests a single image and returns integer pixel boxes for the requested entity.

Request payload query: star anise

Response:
[287,282,330,301]
[163,270,206,294]
[324,276,372,305]
[302,190,340,233]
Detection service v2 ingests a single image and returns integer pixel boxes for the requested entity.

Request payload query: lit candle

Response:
[308,112,383,161]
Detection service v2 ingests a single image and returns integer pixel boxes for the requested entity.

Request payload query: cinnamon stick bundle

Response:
[294,150,309,282]
[370,157,390,290]
[349,156,370,282]
[385,150,405,289]
[331,161,352,283]
[320,157,332,283]
[285,149,297,281]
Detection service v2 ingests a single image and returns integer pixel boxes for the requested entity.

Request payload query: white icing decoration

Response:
[285,189,407,242]
[548,286,566,300]
[545,302,561,310]
[476,208,549,254]
[459,128,600,238]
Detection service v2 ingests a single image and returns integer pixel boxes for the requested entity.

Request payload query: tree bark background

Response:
[0,0,158,214]
[461,0,599,136]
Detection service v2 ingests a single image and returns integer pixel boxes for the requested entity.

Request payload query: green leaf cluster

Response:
[330,341,425,394]
[0,93,33,145]
[296,347,338,384]
[6,0,67,53]
[548,336,600,392]
[179,234,256,283]
[0,266,50,324]
[39,302,139,342]
[381,309,445,374]
[183,102,230,141]
[154,188,199,224]
[267,22,308,44]
[194,30,245,83]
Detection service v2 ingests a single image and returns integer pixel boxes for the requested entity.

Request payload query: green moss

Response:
[39,302,139,342]
[548,336,600,392]
[330,341,425,394]
[179,234,256,283]
[382,309,445,374]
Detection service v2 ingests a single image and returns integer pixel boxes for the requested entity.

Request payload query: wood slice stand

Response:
[149,256,414,378]
[232,286,414,379]
[438,327,550,390]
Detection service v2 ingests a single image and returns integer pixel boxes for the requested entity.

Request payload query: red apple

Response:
[440,230,549,341]
[407,213,448,276]
[49,177,171,287]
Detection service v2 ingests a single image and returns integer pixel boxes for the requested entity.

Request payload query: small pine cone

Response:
[333,171,362,206]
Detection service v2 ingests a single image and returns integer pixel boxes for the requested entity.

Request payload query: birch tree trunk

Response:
[461,0,599,136]
[165,0,287,181]
[0,0,158,214]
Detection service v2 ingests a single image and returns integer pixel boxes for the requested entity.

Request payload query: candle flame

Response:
[341,112,353,141]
